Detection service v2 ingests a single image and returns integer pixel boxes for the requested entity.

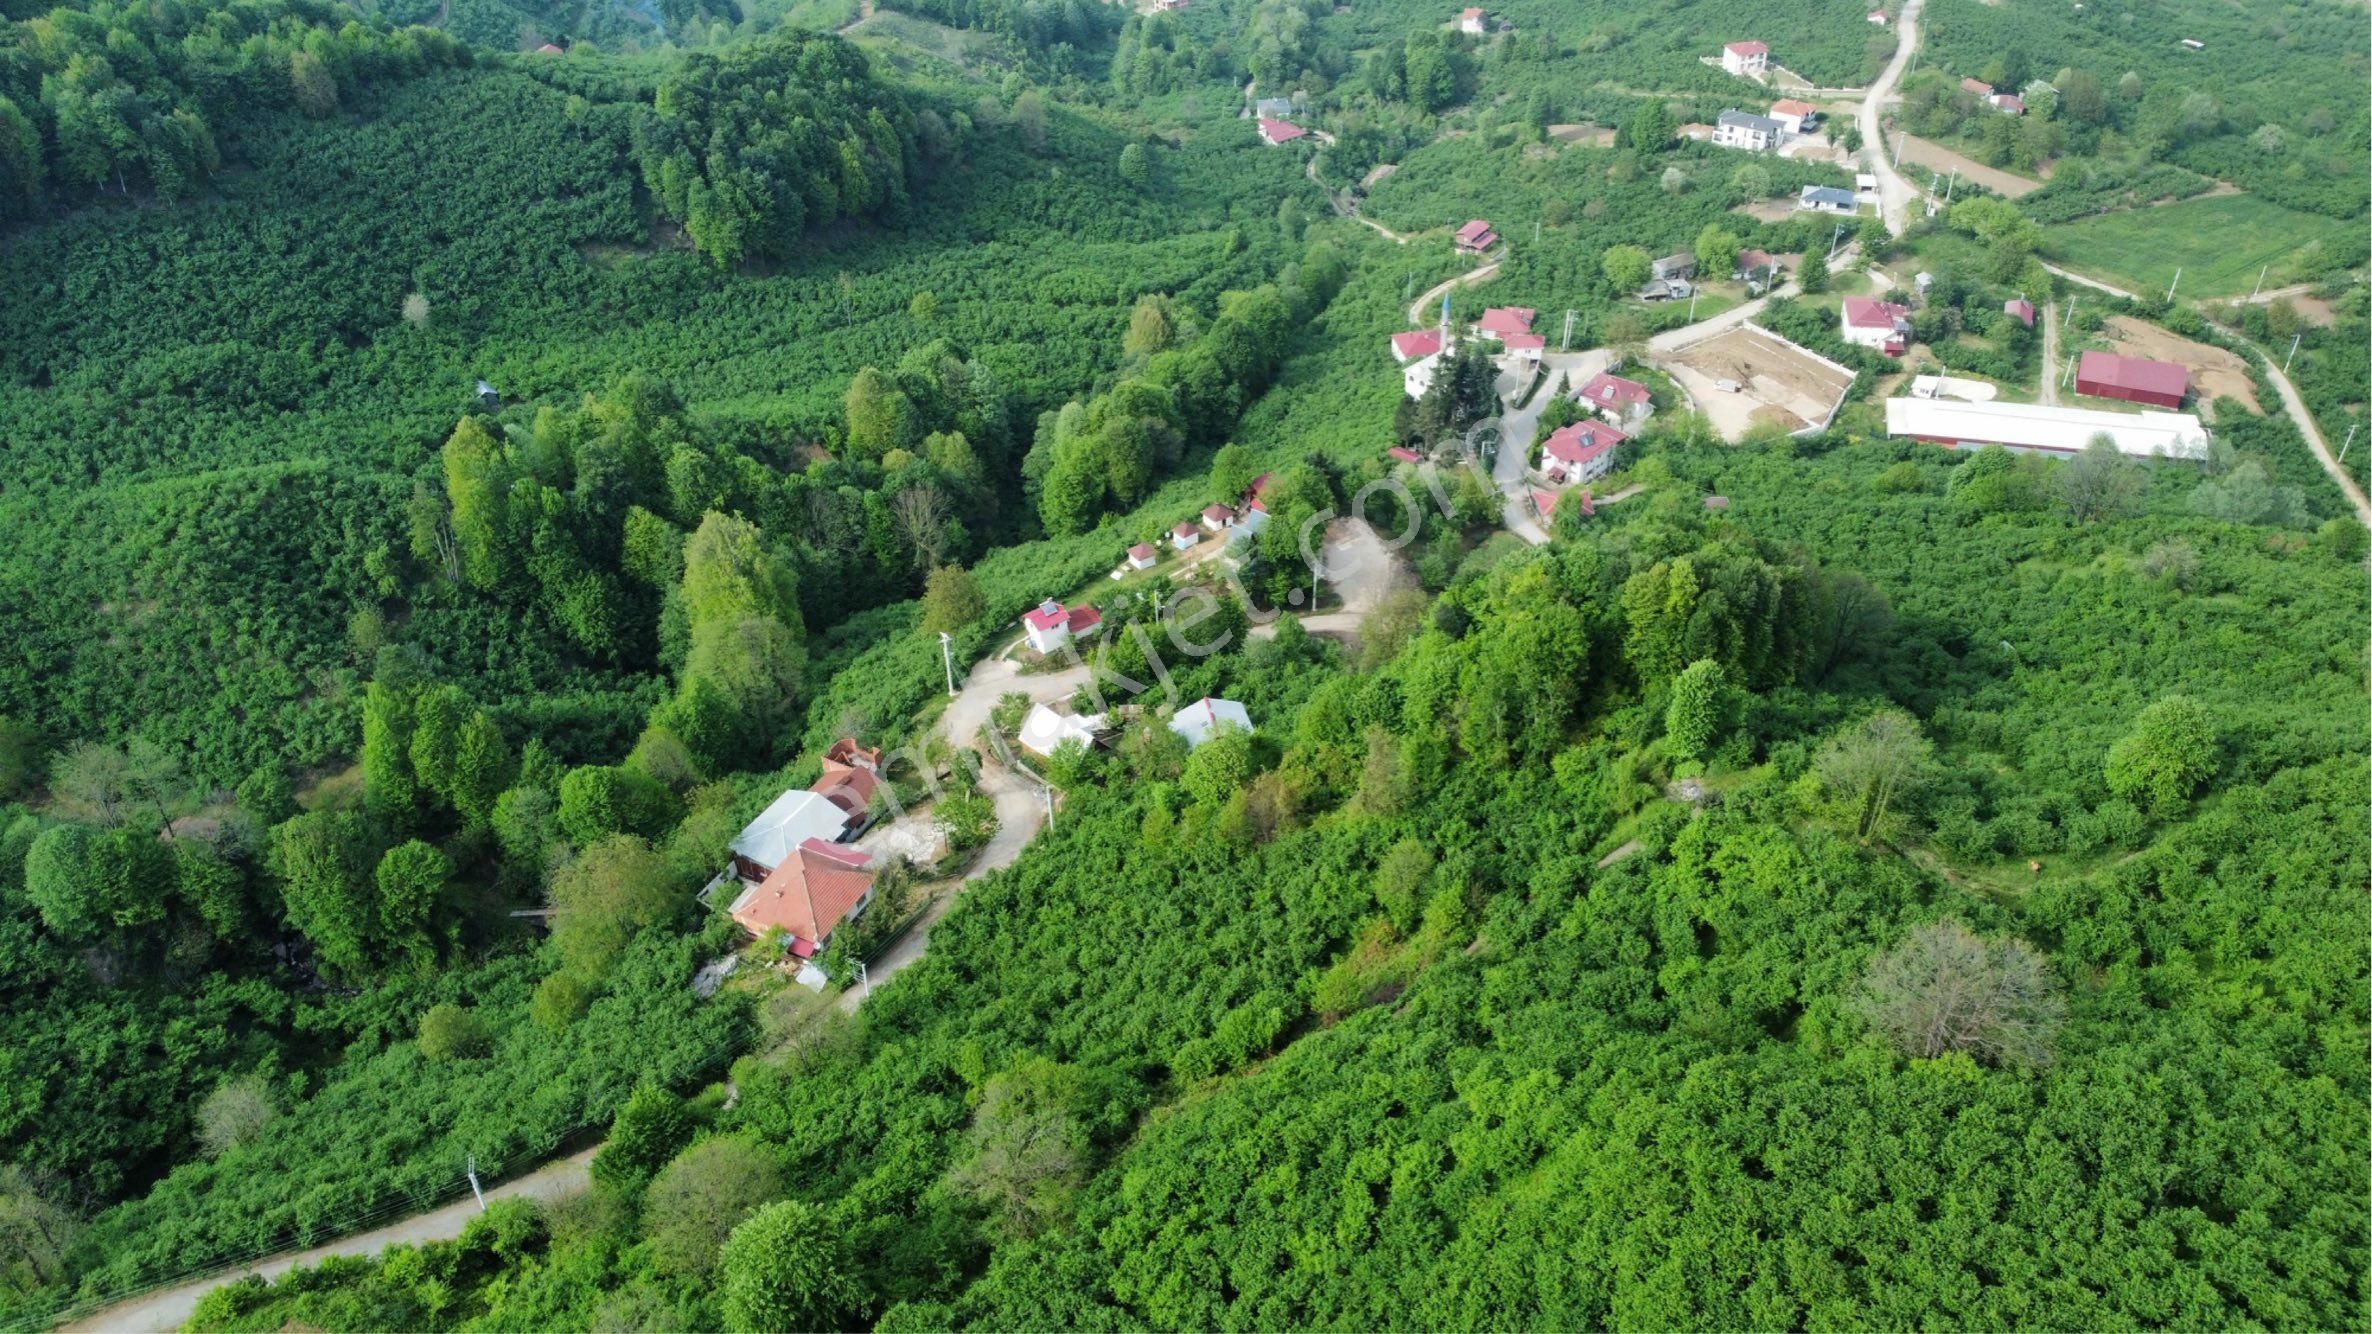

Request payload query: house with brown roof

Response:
[1127,542,1158,570]
[727,838,875,959]
[1171,521,1200,551]
[1454,219,1499,253]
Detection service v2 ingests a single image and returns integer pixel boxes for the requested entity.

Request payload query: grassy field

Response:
[2043,194,2357,299]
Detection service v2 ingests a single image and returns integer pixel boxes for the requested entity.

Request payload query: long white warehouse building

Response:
[1885,397,2210,462]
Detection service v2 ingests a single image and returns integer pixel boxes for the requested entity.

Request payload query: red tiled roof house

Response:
[728,837,876,959]
[1575,371,1653,427]
[1454,219,1499,253]
[1541,419,1627,486]
[1722,40,1769,75]
[1841,296,1912,356]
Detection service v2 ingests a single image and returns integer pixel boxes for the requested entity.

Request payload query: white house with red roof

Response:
[1475,306,1536,340]
[1575,371,1653,428]
[1458,6,1485,34]
[1768,99,1816,135]
[1867,9,1887,24]
[1541,419,1626,486]
[1201,503,1234,532]
[1023,599,1104,654]
[1840,297,1912,355]
[1127,542,1158,570]
[1722,40,1769,76]
[1454,219,1499,253]
[1499,332,1545,368]
[1989,93,2025,115]
[1257,117,1308,146]
[1403,353,1441,400]
[1171,520,1199,551]
[1390,328,1444,362]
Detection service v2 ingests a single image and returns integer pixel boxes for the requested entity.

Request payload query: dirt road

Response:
[65,1150,600,1334]
[1895,135,2042,199]
[1856,0,1926,234]
[2210,327,2371,526]
[2041,260,2137,301]
[1410,260,1501,326]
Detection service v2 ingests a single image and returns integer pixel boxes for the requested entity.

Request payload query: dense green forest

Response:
[0,0,2364,1323]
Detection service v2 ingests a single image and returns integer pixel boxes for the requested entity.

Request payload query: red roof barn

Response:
[2074,351,2188,409]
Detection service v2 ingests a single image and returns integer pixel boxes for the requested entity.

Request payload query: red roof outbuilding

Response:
[1257,117,1308,144]
[2074,351,2188,408]
[2004,297,2036,328]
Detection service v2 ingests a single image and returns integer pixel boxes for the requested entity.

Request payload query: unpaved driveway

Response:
[64,1150,599,1334]
[1895,135,2042,198]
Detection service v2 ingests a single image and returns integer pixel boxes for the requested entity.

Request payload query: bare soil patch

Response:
[1660,325,1856,441]
[1360,162,1398,188]
[1548,123,1616,147]
[1895,135,2042,198]
[1732,198,1799,223]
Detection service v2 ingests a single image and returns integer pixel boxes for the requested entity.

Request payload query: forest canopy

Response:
[636,30,920,265]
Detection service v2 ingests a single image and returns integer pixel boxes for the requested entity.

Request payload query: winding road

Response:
[1409,260,1502,326]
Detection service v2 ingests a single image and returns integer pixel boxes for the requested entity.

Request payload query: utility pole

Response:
[466,1155,486,1213]
[1828,222,1846,262]
[2283,331,2303,373]
[1560,308,1576,352]
[1943,166,1958,203]
[2339,424,2358,465]
[2250,264,2268,300]
[855,959,871,999]
[1042,783,1054,829]
[1687,285,1700,321]
[1892,129,1904,166]
[938,630,957,697]
[2165,267,2181,304]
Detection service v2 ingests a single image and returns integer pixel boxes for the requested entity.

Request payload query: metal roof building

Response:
[1885,397,2210,461]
